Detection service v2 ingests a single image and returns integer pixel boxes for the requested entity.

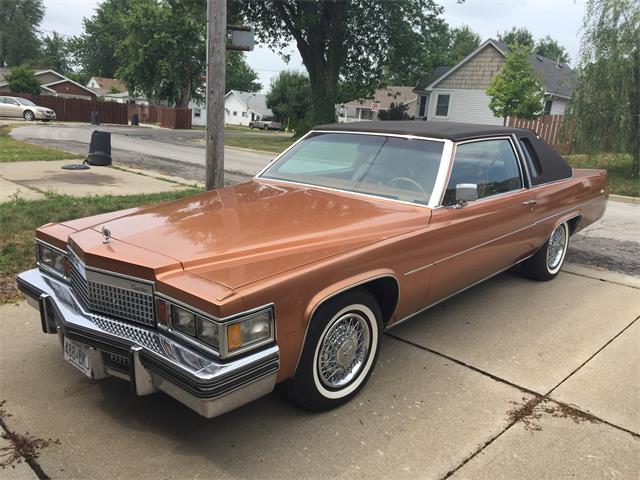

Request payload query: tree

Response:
[69,0,130,78]
[535,36,570,63]
[570,0,639,177]
[226,51,261,93]
[447,25,481,65]
[498,26,534,48]
[235,0,445,125]
[377,102,410,120]
[116,0,206,107]
[486,45,544,122]
[5,66,41,94]
[266,70,311,134]
[41,32,71,74]
[0,0,44,67]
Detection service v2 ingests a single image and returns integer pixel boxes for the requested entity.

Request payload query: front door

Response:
[421,137,538,305]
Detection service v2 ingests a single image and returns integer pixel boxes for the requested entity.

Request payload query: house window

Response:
[435,94,450,117]
[544,99,553,115]
[359,109,374,120]
[418,96,427,117]
[242,111,247,117]
[233,111,237,116]
[194,108,201,118]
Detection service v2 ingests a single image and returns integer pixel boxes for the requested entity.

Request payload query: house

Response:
[86,77,148,105]
[190,90,273,127]
[413,38,577,125]
[0,68,97,100]
[338,86,417,122]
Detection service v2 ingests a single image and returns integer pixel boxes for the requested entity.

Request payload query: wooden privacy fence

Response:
[4,92,192,129]
[507,114,574,154]
[128,104,192,129]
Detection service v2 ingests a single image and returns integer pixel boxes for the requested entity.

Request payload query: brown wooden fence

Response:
[128,104,192,129]
[507,114,574,154]
[4,92,192,129]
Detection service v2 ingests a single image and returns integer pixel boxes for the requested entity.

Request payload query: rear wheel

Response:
[23,110,35,121]
[522,222,569,281]
[283,288,381,411]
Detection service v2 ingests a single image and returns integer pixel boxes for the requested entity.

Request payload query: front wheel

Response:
[522,221,569,281]
[283,288,382,411]
[23,110,35,121]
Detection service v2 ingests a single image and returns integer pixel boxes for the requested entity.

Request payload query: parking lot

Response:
[1,262,638,479]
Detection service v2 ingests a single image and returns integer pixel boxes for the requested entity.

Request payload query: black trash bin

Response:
[90,111,100,125]
[131,113,139,126]
[86,130,112,166]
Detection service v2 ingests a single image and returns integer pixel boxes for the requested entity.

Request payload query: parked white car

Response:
[0,96,56,121]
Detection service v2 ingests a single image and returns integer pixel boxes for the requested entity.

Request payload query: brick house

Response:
[0,68,97,100]
[414,39,577,125]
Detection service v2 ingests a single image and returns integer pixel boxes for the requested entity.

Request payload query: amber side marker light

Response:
[227,323,242,351]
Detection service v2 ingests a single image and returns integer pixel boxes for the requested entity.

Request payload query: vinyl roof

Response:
[313,120,534,141]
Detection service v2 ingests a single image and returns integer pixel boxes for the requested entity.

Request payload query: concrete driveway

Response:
[1,265,638,480]
[11,123,275,176]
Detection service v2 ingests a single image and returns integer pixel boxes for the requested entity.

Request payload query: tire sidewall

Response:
[23,110,35,121]
[293,289,382,410]
[546,222,569,276]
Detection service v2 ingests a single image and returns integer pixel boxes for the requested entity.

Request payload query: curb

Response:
[563,262,640,289]
[609,194,640,205]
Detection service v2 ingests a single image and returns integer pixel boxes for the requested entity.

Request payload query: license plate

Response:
[63,337,92,378]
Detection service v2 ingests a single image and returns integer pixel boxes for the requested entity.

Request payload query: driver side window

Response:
[443,139,522,206]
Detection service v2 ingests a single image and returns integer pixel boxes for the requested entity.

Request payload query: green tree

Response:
[447,25,481,65]
[266,70,311,134]
[5,65,41,94]
[377,102,410,120]
[69,0,130,78]
[570,0,639,177]
[0,0,44,67]
[41,32,71,73]
[498,26,534,48]
[235,0,445,125]
[486,45,544,123]
[535,36,570,63]
[226,51,261,93]
[116,0,205,107]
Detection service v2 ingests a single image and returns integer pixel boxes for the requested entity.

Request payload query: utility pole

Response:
[205,0,226,190]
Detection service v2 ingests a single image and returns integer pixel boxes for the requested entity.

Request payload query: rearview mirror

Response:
[455,183,478,205]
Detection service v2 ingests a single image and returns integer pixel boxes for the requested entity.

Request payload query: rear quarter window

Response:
[519,137,542,179]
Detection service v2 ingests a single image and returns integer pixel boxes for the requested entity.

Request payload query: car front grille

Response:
[69,254,156,328]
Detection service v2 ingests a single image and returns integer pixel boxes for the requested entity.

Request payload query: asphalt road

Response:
[11,123,276,176]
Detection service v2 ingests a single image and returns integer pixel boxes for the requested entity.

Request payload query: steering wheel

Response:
[386,177,428,195]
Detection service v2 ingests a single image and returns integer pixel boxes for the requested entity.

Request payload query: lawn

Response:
[224,134,295,153]
[565,153,639,197]
[0,125,83,162]
[0,188,201,304]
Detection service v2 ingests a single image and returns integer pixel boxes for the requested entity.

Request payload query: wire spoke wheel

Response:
[317,313,371,389]
[546,224,567,271]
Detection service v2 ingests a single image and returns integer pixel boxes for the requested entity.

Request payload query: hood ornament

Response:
[101,226,111,244]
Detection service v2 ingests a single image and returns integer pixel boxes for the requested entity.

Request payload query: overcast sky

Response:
[40,0,587,91]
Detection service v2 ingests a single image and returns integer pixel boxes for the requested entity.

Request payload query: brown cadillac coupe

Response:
[18,121,608,417]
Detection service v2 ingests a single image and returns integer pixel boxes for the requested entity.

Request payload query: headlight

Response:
[36,242,68,277]
[172,305,196,336]
[226,309,273,353]
[197,317,220,349]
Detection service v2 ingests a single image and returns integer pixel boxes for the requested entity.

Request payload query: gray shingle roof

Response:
[230,90,273,117]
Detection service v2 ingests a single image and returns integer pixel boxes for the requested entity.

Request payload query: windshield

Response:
[17,98,37,106]
[260,132,445,205]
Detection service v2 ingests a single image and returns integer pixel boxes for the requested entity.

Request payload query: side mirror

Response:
[455,183,478,207]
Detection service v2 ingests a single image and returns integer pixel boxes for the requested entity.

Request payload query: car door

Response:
[5,97,22,118]
[420,137,538,305]
[0,97,9,117]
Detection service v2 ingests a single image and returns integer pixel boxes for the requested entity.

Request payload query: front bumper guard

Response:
[17,268,279,418]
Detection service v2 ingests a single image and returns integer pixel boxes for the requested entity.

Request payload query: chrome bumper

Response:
[17,268,279,418]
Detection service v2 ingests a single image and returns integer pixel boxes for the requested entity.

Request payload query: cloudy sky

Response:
[40,0,587,91]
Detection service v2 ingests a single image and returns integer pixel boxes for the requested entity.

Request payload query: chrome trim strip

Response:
[404,197,595,276]
[308,130,448,143]
[389,254,534,331]
[510,133,534,188]
[428,139,454,209]
[292,273,400,375]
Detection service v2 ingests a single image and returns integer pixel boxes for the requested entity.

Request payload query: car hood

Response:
[84,180,429,289]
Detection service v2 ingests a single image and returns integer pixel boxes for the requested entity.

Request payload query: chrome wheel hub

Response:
[318,313,370,389]
[547,225,566,271]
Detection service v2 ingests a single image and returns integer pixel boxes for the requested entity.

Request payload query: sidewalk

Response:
[0,160,197,202]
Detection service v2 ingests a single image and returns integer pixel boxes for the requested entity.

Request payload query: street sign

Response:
[371,102,380,111]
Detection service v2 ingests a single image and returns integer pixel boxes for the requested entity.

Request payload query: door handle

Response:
[522,200,537,205]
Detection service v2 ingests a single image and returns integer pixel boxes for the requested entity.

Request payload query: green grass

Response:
[0,188,201,303]
[224,134,295,153]
[0,125,83,162]
[565,153,639,197]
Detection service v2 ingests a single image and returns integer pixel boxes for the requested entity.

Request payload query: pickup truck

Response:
[249,119,284,130]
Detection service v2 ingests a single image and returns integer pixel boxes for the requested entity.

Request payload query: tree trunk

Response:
[307,64,339,125]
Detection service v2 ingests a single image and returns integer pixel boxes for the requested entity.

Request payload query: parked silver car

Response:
[0,96,57,121]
